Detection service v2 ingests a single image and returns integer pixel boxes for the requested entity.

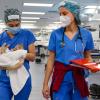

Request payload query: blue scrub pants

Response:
[0,74,32,100]
[53,81,88,100]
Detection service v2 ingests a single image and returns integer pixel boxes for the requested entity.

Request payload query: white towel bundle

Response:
[0,49,29,95]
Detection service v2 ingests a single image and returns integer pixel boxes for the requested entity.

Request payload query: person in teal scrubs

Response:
[42,1,94,100]
[0,8,36,100]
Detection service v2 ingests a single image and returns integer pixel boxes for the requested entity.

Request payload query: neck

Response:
[65,22,78,33]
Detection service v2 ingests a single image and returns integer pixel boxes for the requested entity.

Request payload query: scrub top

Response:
[48,27,94,82]
[0,29,36,81]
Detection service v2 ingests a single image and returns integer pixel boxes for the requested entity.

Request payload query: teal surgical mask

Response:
[6,26,20,35]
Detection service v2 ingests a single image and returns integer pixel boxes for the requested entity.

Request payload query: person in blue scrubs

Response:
[42,1,94,100]
[0,8,36,100]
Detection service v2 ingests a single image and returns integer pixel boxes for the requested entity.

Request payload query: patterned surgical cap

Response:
[59,1,81,25]
[4,8,21,23]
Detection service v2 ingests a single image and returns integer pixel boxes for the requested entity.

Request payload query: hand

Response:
[0,46,7,54]
[42,84,50,99]
[0,59,24,70]
[13,44,24,51]
[10,59,24,70]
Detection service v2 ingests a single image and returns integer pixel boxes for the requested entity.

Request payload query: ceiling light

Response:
[21,24,34,26]
[91,18,100,21]
[21,24,38,29]
[24,3,53,7]
[85,6,97,9]
[21,17,40,20]
[53,22,61,24]
[21,21,37,23]
[22,12,45,15]
[85,6,100,9]
[21,26,38,29]
[84,9,97,14]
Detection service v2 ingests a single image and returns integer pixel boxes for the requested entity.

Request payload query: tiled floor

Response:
[29,59,100,100]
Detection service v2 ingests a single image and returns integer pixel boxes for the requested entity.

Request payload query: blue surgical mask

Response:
[6,26,20,35]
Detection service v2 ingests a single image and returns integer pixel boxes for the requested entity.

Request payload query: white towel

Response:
[0,50,29,95]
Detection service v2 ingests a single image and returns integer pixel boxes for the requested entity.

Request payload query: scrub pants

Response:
[0,73,32,100]
[53,81,88,100]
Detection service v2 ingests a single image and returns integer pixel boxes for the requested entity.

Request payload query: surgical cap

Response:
[4,8,21,23]
[59,1,81,25]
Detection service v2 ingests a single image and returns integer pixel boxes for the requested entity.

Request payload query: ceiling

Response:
[0,0,100,33]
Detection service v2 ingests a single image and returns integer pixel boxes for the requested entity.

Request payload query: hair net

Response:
[59,1,81,25]
[4,8,21,23]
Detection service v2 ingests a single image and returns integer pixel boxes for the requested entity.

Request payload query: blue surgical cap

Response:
[59,1,81,25]
[4,8,21,23]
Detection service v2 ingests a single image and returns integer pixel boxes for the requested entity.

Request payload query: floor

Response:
[29,58,46,100]
[29,58,100,100]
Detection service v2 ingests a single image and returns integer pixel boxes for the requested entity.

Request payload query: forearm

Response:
[0,59,23,70]
[0,65,19,71]
[43,53,55,85]
[0,66,13,70]
[25,53,35,62]
[25,43,36,62]
[84,51,93,62]
[43,62,54,85]
[0,65,17,70]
